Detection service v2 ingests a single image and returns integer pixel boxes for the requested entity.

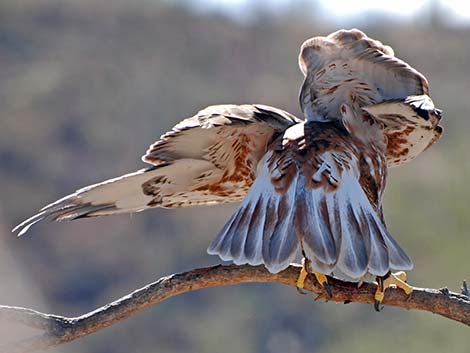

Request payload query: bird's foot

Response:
[296,258,309,295]
[296,258,332,298]
[374,271,413,311]
[313,271,332,298]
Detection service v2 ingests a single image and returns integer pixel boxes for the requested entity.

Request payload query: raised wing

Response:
[13,104,301,235]
[208,121,412,278]
[298,29,428,122]
[140,104,301,204]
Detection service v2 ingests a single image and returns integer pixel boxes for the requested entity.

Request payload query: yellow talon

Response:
[296,257,332,297]
[313,271,332,298]
[374,271,414,311]
[374,283,385,304]
[313,272,328,287]
[296,259,309,289]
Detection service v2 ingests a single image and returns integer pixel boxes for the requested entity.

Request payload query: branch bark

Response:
[0,264,469,353]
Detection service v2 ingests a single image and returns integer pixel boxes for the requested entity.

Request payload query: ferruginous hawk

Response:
[13,29,443,309]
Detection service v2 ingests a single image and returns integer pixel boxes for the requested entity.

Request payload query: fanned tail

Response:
[208,157,412,279]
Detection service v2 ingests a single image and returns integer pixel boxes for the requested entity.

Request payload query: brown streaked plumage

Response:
[363,95,443,166]
[13,29,442,283]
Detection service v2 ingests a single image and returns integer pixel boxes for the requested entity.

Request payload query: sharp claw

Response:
[296,287,308,295]
[373,272,413,311]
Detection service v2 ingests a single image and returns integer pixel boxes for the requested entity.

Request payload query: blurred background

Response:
[1,0,469,352]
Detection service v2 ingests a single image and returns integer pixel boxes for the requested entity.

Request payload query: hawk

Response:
[14,29,442,309]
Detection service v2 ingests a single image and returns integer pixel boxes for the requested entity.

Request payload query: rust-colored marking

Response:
[193,134,255,197]
[386,125,414,160]
[327,85,339,95]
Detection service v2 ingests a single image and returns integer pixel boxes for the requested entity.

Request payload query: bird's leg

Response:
[296,257,309,295]
[374,271,413,311]
[374,276,385,311]
[296,254,332,298]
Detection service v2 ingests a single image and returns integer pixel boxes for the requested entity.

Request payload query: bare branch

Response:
[0,264,469,353]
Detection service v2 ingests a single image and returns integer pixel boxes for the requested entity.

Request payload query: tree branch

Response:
[0,264,469,353]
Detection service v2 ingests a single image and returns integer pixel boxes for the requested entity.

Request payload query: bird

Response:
[13,29,442,309]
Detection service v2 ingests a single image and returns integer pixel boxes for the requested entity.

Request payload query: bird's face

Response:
[407,95,443,130]
[404,96,443,152]
[362,95,443,166]
[422,109,443,152]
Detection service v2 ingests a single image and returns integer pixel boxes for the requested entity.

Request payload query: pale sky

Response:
[193,0,470,22]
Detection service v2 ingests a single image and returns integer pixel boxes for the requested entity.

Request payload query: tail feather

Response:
[356,212,387,276]
[381,227,413,270]
[209,160,413,279]
[294,179,336,265]
[243,197,265,262]
[210,199,263,266]
[208,166,300,273]
[265,185,299,270]
[226,205,251,262]
[336,203,369,279]
[297,177,371,279]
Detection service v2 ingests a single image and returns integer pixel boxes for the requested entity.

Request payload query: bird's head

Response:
[362,95,443,166]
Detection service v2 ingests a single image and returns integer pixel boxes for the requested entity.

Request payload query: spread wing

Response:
[298,28,428,122]
[208,121,412,278]
[13,104,301,235]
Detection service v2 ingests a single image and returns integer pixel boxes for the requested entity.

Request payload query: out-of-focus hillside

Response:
[0,1,469,352]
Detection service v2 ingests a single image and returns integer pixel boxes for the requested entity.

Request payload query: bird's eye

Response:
[414,107,430,120]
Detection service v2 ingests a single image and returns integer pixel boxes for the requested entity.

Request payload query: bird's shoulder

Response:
[264,121,386,209]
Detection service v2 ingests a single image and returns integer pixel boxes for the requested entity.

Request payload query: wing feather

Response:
[14,104,301,235]
[298,29,428,122]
